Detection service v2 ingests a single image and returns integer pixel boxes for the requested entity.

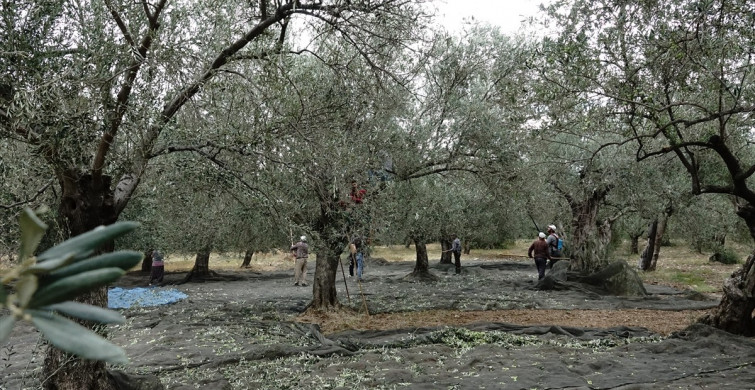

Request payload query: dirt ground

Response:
[2,255,753,390]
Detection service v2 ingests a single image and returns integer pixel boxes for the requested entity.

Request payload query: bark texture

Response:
[564,186,613,274]
[310,185,348,312]
[639,220,657,271]
[439,237,452,265]
[700,204,755,335]
[43,172,118,390]
[700,250,755,335]
[310,243,342,311]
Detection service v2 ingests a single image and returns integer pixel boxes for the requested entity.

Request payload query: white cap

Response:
[548,225,557,231]
[300,235,307,241]
[538,232,546,239]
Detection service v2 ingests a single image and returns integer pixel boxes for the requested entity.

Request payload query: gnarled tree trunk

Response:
[310,189,348,312]
[639,219,657,271]
[565,187,612,273]
[700,204,755,335]
[311,242,342,311]
[43,172,118,390]
[700,250,755,335]
[439,237,452,264]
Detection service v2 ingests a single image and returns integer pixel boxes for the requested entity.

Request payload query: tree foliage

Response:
[1,208,140,364]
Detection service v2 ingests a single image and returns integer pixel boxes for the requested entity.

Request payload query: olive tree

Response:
[540,0,755,334]
[1,0,429,386]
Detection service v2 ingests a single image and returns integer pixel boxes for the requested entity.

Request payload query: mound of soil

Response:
[3,256,751,390]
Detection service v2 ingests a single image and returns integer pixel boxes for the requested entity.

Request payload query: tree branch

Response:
[0,179,54,210]
[104,0,136,49]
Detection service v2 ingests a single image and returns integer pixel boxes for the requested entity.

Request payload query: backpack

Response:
[550,234,563,252]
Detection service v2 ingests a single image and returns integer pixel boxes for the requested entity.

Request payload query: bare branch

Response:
[0,179,54,210]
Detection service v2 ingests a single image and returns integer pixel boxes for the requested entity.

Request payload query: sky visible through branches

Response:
[434,0,551,34]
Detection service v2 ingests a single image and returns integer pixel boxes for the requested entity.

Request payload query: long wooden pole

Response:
[339,253,351,304]
[357,278,369,316]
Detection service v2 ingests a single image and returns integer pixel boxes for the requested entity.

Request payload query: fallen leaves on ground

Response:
[297,308,708,336]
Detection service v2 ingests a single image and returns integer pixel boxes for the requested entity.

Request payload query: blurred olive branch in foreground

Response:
[0,207,142,364]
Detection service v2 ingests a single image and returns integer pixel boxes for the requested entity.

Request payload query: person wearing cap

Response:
[546,225,562,268]
[528,232,552,280]
[290,235,309,286]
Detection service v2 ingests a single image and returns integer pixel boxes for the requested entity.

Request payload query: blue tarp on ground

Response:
[108,287,188,309]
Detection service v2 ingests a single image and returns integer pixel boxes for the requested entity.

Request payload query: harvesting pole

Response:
[528,213,541,233]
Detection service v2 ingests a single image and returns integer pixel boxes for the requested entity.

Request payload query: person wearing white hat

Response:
[290,235,309,286]
[546,225,562,268]
[528,232,552,280]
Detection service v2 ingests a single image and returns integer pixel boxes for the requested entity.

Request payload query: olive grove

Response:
[539,0,755,334]
[0,0,431,387]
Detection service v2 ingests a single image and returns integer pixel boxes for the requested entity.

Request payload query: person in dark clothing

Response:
[450,234,462,274]
[528,232,552,280]
[149,249,165,285]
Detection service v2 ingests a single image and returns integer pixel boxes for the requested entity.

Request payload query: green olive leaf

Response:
[43,301,125,324]
[29,310,129,364]
[36,222,140,263]
[19,207,48,261]
[15,274,38,308]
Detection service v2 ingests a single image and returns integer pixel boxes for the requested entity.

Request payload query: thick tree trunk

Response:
[240,249,254,268]
[192,250,211,275]
[311,241,343,311]
[180,249,214,283]
[309,188,347,312]
[414,239,429,273]
[44,172,118,390]
[700,204,755,335]
[403,237,438,281]
[639,220,657,271]
[462,240,470,255]
[567,188,612,273]
[439,237,452,264]
[701,248,755,335]
[141,249,153,272]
